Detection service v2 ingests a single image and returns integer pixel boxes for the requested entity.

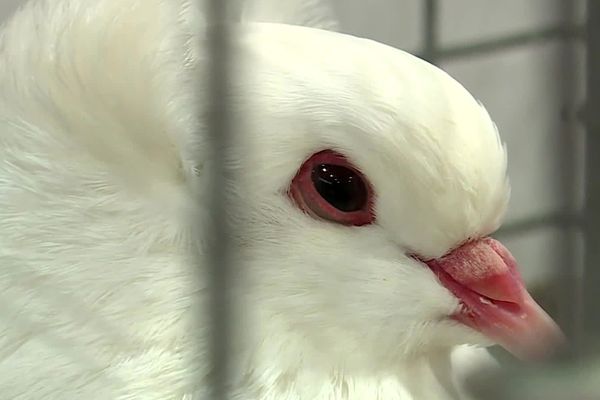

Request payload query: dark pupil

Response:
[311,164,367,212]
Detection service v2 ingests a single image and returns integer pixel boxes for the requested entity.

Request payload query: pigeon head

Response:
[215,23,563,371]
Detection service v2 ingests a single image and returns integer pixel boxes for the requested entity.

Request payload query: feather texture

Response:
[0,0,511,399]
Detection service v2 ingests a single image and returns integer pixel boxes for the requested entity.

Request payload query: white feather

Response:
[0,0,509,399]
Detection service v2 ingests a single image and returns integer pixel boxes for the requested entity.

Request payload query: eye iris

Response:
[311,164,368,212]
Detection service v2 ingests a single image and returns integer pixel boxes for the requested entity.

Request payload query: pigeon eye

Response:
[289,150,375,226]
[311,164,367,212]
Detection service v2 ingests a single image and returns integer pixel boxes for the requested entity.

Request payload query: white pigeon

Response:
[0,0,564,399]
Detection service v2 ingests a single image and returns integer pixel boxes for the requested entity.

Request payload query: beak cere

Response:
[424,237,565,360]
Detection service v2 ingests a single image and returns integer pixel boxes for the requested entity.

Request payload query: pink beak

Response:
[424,237,564,360]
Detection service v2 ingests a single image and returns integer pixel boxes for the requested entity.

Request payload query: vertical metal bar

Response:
[205,0,233,398]
[422,0,438,63]
[582,0,600,353]
[555,0,584,355]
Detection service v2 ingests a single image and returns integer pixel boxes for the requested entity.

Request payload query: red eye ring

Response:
[288,150,375,226]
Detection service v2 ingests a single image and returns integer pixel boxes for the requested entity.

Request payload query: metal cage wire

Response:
[0,0,594,398]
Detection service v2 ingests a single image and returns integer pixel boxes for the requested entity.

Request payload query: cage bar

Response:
[205,0,234,398]
[582,0,600,352]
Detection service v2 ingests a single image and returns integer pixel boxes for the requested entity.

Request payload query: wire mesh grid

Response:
[0,0,596,398]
